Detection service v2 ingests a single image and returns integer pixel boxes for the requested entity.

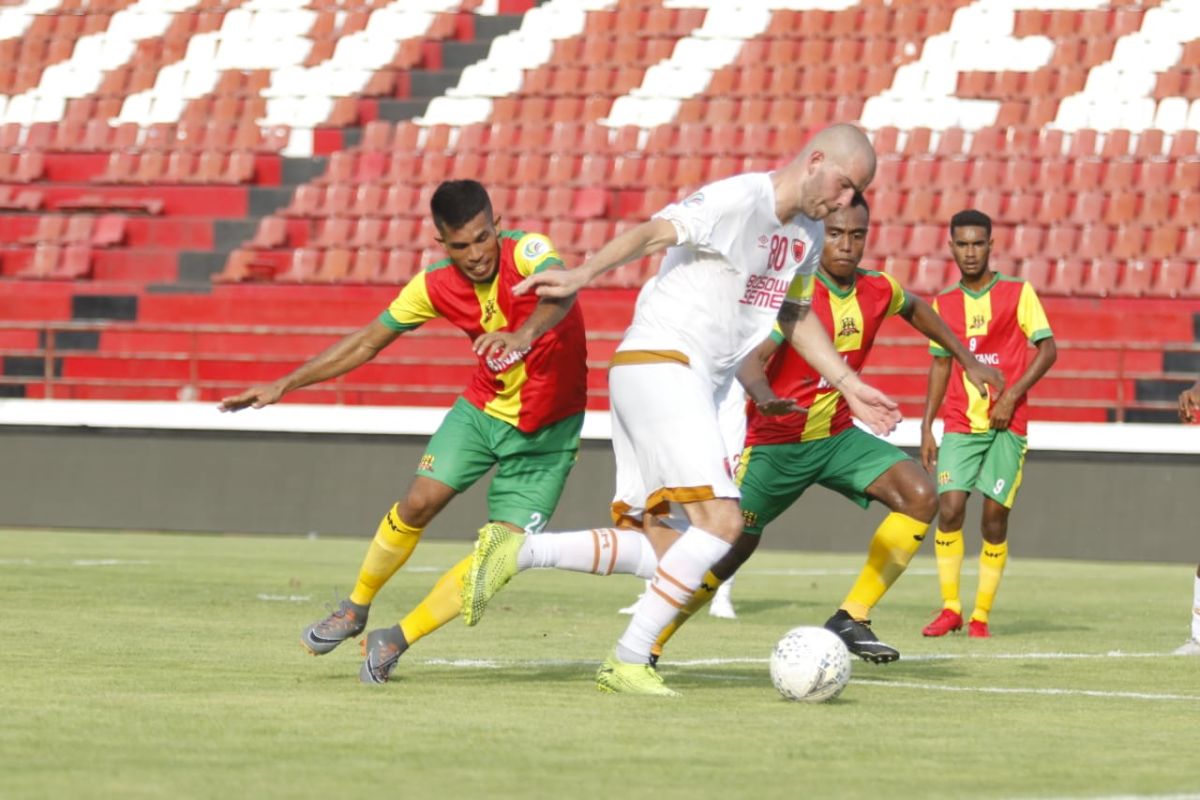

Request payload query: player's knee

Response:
[980,515,1008,544]
[714,531,759,579]
[397,493,437,528]
[937,498,966,531]
[901,477,938,523]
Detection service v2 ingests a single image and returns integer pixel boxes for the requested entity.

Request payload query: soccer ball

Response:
[769,626,852,703]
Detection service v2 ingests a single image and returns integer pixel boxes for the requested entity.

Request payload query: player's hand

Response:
[964,361,1005,398]
[988,392,1016,430]
[754,396,807,417]
[219,383,284,412]
[843,381,901,436]
[1178,384,1200,423]
[513,268,588,299]
[473,330,531,361]
[919,428,938,473]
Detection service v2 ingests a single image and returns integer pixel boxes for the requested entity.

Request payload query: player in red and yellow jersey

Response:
[219,180,587,682]
[650,195,1002,664]
[920,209,1056,639]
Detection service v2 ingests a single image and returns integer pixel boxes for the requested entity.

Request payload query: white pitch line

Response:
[256,593,312,602]
[853,678,1200,703]
[416,653,1200,703]
[421,651,1182,669]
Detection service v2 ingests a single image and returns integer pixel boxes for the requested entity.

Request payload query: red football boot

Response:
[922,608,963,637]
[968,619,990,638]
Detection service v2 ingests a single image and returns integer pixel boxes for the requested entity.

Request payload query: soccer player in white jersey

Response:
[462,124,900,695]
[618,380,746,619]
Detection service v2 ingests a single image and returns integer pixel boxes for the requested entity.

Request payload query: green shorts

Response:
[935,430,1028,509]
[737,426,910,535]
[417,398,583,533]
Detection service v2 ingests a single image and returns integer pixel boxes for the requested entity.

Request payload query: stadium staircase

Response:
[1,0,1199,423]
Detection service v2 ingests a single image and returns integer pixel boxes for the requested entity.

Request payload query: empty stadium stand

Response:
[2,0,1199,423]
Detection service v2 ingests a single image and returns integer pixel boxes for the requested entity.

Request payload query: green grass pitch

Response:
[3,529,1197,800]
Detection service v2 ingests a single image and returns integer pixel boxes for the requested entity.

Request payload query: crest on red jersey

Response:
[792,239,806,262]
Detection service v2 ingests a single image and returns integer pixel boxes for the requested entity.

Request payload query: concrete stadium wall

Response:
[1,424,1196,564]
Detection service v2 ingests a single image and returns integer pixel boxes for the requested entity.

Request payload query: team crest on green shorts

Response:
[938,470,950,486]
[418,453,435,472]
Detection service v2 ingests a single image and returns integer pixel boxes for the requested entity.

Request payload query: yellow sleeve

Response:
[1017,281,1053,342]
[784,272,814,305]
[514,233,565,277]
[379,271,438,332]
[928,297,950,356]
[880,271,912,317]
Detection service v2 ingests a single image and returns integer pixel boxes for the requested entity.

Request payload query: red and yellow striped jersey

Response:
[378,230,588,433]
[930,273,1053,436]
[746,268,911,445]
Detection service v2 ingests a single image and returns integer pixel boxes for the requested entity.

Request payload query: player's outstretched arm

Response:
[735,336,805,416]
[780,301,900,435]
[989,336,1056,430]
[1178,379,1200,423]
[218,319,401,412]
[902,295,1005,397]
[512,218,678,298]
[474,289,574,361]
[920,356,952,473]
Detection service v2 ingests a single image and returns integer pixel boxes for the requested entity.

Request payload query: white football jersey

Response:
[617,172,823,392]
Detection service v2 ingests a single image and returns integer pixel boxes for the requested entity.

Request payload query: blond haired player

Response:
[460,124,900,695]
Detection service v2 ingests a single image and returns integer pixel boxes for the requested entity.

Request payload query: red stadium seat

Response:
[21,215,65,245]
[910,257,952,296]
[279,248,321,282]
[247,215,287,249]
[1046,258,1085,296]
[284,185,322,217]
[1147,259,1192,298]
[881,256,915,287]
[1016,257,1053,291]
[313,217,354,248]
[1113,259,1153,297]
[315,248,353,283]
[1110,224,1146,260]
[1078,259,1119,297]
[1009,225,1045,259]
[378,249,420,284]
[1042,226,1078,260]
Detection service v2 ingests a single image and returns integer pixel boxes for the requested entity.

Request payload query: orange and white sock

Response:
[518,528,656,578]
[616,526,730,664]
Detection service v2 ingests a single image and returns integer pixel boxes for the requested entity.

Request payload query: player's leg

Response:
[826,434,934,662]
[301,401,488,656]
[966,430,1027,638]
[354,401,502,679]
[461,412,661,626]
[600,362,744,695]
[923,432,988,637]
[1175,563,1200,655]
[707,378,750,621]
[650,441,806,662]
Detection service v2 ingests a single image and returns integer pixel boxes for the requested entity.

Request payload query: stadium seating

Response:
[2,0,1199,421]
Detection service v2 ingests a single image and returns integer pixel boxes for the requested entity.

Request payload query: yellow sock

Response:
[971,540,1008,623]
[650,570,723,659]
[348,504,423,606]
[932,528,964,614]
[840,512,928,620]
[399,554,472,645]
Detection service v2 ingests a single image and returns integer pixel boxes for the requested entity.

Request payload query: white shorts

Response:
[609,358,741,524]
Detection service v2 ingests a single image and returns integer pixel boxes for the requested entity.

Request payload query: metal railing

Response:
[1,320,1196,421]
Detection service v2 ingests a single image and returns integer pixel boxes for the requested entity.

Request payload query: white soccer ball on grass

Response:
[769,626,852,703]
